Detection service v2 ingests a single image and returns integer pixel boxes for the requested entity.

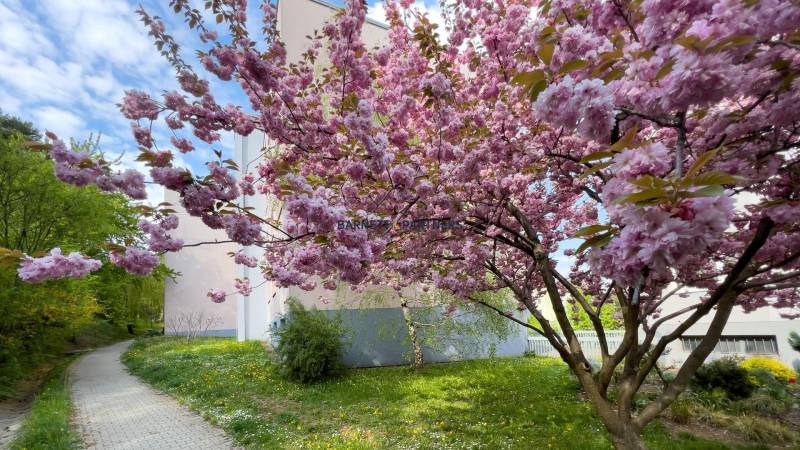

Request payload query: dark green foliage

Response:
[789,331,800,353]
[273,300,346,383]
[691,357,756,400]
[0,109,39,140]
[568,299,623,331]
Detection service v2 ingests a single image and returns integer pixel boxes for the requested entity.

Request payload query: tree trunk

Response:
[400,300,424,369]
[610,424,646,450]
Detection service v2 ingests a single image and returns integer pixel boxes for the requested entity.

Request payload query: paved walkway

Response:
[71,341,238,450]
[0,396,30,449]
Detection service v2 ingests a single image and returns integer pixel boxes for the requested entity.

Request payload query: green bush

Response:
[273,300,346,383]
[691,357,755,400]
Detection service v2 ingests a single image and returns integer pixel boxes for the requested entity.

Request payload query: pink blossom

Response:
[235,278,252,296]
[222,215,261,245]
[150,167,192,190]
[207,289,227,303]
[109,247,159,276]
[611,143,671,178]
[107,169,147,199]
[120,90,160,120]
[239,173,255,196]
[535,76,614,142]
[425,73,450,97]
[170,137,194,153]
[132,125,154,148]
[17,248,101,283]
[389,164,416,188]
[139,217,184,253]
[234,251,258,267]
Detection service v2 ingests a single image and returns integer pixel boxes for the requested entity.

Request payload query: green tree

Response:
[0,119,164,393]
[0,109,39,141]
[0,136,139,254]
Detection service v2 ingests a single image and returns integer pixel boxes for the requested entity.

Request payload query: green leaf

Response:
[528,79,549,102]
[559,59,590,75]
[615,188,666,205]
[599,50,623,61]
[603,68,625,83]
[628,175,654,188]
[609,126,639,153]
[539,25,557,41]
[685,149,719,178]
[680,185,725,198]
[654,58,675,81]
[580,151,613,164]
[579,161,611,178]
[539,43,555,66]
[511,70,546,86]
[576,232,614,253]
[591,59,617,78]
[573,224,611,238]
[691,171,744,186]
[707,34,755,53]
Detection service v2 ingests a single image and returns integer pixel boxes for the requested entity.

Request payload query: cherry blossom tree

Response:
[21,0,800,447]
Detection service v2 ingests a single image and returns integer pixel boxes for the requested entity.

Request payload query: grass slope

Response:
[123,337,761,450]
[8,358,78,450]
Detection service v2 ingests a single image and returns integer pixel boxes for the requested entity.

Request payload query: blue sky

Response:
[0,0,444,202]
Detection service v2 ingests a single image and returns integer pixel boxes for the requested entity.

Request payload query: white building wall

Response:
[657,290,798,367]
[163,189,237,335]
[165,0,391,340]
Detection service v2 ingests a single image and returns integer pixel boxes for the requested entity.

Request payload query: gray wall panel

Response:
[322,307,529,367]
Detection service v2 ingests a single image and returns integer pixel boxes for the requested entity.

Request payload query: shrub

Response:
[740,356,796,382]
[273,300,346,383]
[747,368,791,400]
[728,415,797,444]
[691,357,755,399]
[729,391,790,417]
[666,396,694,424]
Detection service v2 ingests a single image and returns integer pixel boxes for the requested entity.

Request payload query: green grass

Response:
[123,337,761,450]
[8,358,78,450]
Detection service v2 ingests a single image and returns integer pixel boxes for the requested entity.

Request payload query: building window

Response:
[680,335,779,355]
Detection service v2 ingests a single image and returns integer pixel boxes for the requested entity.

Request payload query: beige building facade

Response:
[163,0,531,366]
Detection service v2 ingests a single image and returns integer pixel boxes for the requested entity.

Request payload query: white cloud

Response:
[32,106,85,138]
[0,2,56,57]
[367,1,448,37]
[0,0,245,202]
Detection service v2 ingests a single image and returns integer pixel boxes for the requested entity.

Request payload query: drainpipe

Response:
[238,135,250,341]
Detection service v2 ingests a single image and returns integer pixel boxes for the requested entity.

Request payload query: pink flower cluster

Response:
[49,139,147,199]
[139,215,184,253]
[535,76,615,142]
[233,251,258,267]
[610,143,672,179]
[109,247,159,276]
[235,278,252,296]
[591,151,735,286]
[17,248,102,283]
[207,289,226,303]
[221,215,261,245]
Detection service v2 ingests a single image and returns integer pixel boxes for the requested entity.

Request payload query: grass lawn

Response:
[123,337,763,450]
[8,357,78,450]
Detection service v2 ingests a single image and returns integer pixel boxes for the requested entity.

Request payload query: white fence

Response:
[527,330,627,358]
